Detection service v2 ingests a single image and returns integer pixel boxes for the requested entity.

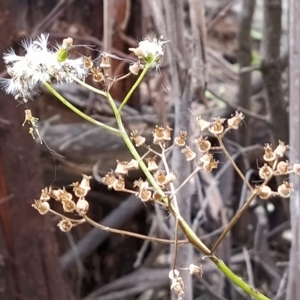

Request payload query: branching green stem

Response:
[44,82,120,135]
[48,62,270,300]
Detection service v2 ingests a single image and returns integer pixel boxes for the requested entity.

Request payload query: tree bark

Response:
[286,0,300,299]
[0,1,69,299]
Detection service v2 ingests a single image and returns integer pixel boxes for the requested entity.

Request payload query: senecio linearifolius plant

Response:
[1,34,297,300]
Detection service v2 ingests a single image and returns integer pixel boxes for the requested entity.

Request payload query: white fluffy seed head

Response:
[1,33,88,99]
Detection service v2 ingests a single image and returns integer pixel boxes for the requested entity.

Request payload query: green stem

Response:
[118,63,151,112]
[44,82,120,135]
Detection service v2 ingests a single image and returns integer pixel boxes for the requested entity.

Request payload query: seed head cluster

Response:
[1,34,88,100]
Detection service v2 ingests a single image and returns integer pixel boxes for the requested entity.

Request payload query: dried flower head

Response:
[174,131,187,146]
[277,181,293,198]
[129,62,142,75]
[274,140,289,158]
[32,200,50,215]
[153,125,166,144]
[99,53,111,69]
[152,191,163,202]
[59,188,73,202]
[227,111,244,130]
[83,56,94,69]
[125,159,139,171]
[263,144,276,162]
[76,198,89,215]
[115,160,129,176]
[1,33,87,100]
[188,263,203,276]
[129,36,167,64]
[195,136,211,153]
[258,185,272,200]
[259,163,273,179]
[90,67,104,82]
[40,187,51,201]
[112,176,126,191]
[169,269,184,299]
[102,172,118,189]
[195,116,211,131]
[181,146,196,161]
[276,161,291,175]
[209,118,225,135]
[146,156,159,172]
[130,130,146,147]
[154,170,168,186]
[57,219,73,232]
[62,199,76,213]
[48,187,61,201]
[203,157,219,172]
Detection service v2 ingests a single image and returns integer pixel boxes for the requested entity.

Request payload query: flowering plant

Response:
[2,34,295,300]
